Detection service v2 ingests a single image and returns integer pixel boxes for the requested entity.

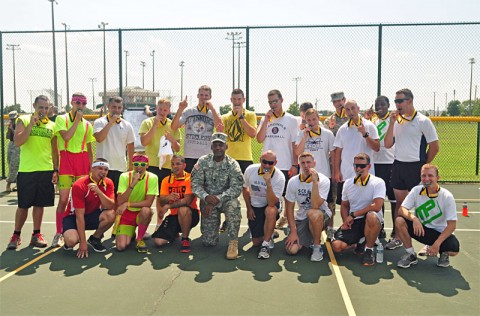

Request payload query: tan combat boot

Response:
[226,239,238,260]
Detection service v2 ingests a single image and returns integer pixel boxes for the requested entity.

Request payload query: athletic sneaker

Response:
[258,245,270,259]
[385,238,403,250]
[180,239,191,253]
[362,249,375,266]
[219,220,228,233]
[397,252,418,268]
[51,233,64,247]
[30,233,47,248]
[327,227,336,241]
[87,236,106,252]
[311,246,323,262]
[7,235,21,250]
[418,245,430,257]
[378,227,387,239]
[136,239,148,253]
[268,239,275,249]
[63,244,73,251]
[354,240,365,255]
[437,252,450,268]
[275,216,288,229]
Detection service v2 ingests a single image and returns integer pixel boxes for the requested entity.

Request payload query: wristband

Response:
[363,132,369,138]
[53,169,59,173]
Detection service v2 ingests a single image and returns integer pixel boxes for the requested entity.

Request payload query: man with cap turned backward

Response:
[191,132,244,259]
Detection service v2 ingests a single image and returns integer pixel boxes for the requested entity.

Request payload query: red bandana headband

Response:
[72,96,87,104]
[132,155,149,163]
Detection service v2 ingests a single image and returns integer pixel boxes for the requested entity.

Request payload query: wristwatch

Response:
[350,211,355,217]
[363,132,369,138]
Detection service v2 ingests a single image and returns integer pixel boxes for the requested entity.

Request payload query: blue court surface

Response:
[0,183,478,316]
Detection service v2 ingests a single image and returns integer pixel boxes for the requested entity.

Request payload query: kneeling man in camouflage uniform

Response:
[191,132,244,259]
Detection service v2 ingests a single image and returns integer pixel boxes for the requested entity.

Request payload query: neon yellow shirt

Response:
[18,115,56,172]
[138,117,181,168]
[117,171,159,211]
[55,113,94,153]
[221,109,257,161]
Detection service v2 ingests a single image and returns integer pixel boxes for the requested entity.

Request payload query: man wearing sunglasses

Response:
[191,132,244,259]
[295,108,336,239]
[171,85,223,173]
[53,92,95,247]
[243,150,285,259]
[7,95,58,250]
[153,155,199,253]
[331,153,386,266]
[62,159,115,257]
[384,89,439,251]
[333,99,380,206]
[94,96,135,192]
[284,152,332,262]
[114,153,158,253]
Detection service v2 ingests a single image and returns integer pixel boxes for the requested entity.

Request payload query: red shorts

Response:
[59,151,90,176]
[119,209,140,227]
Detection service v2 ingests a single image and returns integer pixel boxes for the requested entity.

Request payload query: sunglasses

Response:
[394,98,409,104]
[262,159,275,165]
[133,162,147,167]
[75,101,87,105]
[353,163,368,169]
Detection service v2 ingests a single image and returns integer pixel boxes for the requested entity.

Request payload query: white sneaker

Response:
[310,246,323,262]
[268,239,275,249]
[51,233,64,247]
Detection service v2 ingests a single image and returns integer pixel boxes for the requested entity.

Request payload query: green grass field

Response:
[2,121,479,183]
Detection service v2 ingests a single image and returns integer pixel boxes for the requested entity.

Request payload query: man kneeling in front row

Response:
[63,159,115,258]
[395,163,459,268]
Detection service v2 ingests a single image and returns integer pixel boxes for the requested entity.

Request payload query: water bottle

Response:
[376,243,384,263]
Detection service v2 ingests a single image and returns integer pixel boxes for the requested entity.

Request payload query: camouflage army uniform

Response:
[191,153,244,246]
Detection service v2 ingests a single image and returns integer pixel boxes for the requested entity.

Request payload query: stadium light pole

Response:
[151,50,155,91]
[226,32,241,90]
[48,0,59,108]
[179,61,185,100]
[98,21,108,107]
[6,44,20,106]
[89,78,97,110]
[124,50,129,87]
[293,77,302,105]
[235,41,246,89]
[469,58,476,115]
[140,61,146,89]
[61,22,70,107]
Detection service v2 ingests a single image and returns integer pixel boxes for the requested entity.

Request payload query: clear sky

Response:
[1,0,479,113]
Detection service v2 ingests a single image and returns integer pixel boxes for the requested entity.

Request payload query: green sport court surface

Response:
[0,183,478,316]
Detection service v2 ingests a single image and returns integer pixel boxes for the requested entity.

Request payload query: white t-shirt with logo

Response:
[243,164,285,208]
[402,185,457,232]
[179,108,215,159]
[295,126,335,178]
[342,174,386,222]
[259,113,299,170]
[372,115,395,164]
[285,172,331,221]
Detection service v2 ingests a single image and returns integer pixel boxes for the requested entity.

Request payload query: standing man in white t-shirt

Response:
[284,152,332,262]
[333,100,380,209]
[395,164,459,268]
[170,85,223,172]
[295,108,336,238]
[94,96,135,192]
[257,89,300,228]
[243,150,285,259]
[331,153,386,266]
[384,88,439,250]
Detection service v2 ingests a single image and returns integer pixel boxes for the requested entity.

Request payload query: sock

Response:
[406,247,415,254]
[262,240,270,247]
[137,224,148,241]
[365,247,374,251]
[33,229,40,235]
[13,230,21,237]
[55,212,63,234]
[313,244,322,250]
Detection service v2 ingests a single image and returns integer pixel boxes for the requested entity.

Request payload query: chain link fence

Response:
[1,23,479,182]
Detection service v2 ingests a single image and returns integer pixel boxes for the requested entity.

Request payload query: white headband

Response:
[92,161,110,169]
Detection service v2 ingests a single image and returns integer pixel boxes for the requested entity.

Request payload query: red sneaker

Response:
[30,233,48,248]
[7,234,21,250]
[180,239,191,253]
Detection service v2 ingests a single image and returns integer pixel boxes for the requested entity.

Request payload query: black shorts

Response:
[327,178,334,203]
[333,217,366,245]
[107,170,122,195]
[62,209,102,233]
[391,160,423,191]
[184,158,198,173]
[147,167,171,192]
[248,205,281,238]
[152,207,200,242]
[374,164,395,201]
[336,181,344,205]
[17,171,55,209]
[405,220,460,253]
[236,160,253,174]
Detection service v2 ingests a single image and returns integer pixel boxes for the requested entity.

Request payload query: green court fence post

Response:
[245,27,250,110]
[0,31,5,179]
[119,29,123,97]
[377,24,382,97]
[476,122,479,175]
